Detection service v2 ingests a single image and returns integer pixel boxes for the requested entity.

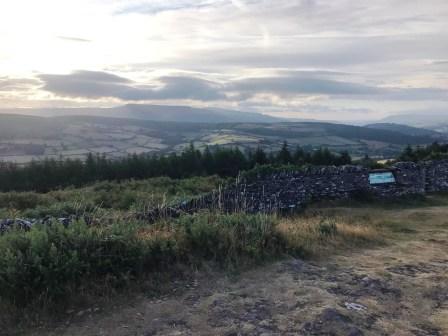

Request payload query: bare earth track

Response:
[30,206,448,336]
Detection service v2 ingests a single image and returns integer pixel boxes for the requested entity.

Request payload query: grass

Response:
[277,211,384,257]
[2,179,448,333]
[0,212,283,314]
[0,175,226,218]
[321,191,448,210]
[0,207,387,315]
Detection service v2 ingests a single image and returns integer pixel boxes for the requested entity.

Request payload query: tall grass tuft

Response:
[176,212,284,266]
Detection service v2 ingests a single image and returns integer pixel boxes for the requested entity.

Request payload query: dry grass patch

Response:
[136,226,177,241]
[277,211,384,257]
[279,199,448,258]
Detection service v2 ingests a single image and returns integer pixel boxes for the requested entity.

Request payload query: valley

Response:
[0,114,444,164]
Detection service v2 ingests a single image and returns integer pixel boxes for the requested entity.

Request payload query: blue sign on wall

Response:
[369,172,396,185]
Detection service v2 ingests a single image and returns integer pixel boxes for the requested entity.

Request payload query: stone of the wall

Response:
[179,160,448,214]
[424,160,448,193]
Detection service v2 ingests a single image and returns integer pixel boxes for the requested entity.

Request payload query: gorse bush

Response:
[0,212,283,308]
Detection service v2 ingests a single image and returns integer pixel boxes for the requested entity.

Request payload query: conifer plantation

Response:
[0,143,352,192]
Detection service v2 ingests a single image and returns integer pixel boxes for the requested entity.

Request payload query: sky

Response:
[0,0,447,122]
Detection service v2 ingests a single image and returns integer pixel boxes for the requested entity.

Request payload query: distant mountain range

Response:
[378,111,447,132]
[1,105,446,132]
[365,123,443,138]
[0,104,284,123]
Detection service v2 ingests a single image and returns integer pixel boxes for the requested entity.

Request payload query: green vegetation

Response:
[2,177,447,331]
[0,205,389,311]
[4,189,439,311]
[0,172,393,314]
[0,212,283,308]
[398,142,448,162]
[0,142,352,192]
[1,136,447,329]
[0,176,225,218]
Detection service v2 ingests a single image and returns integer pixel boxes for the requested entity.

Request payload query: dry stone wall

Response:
[2,160,448,232]
[179,160,448,214]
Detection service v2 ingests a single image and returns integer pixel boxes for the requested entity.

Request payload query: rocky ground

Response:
[27,207,448,336]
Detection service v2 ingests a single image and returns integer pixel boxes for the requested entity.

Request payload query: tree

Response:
[276,141,292,164]
[336,151,352,165]
[399,145,416,162]
[311,148,334,165]
[180,142,203,176]
[202,146,215,175]
[251,147,268,166]
[0,141,356,192]
[293,146,305,165]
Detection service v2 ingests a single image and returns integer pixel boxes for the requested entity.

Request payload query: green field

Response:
[0,114,443,164]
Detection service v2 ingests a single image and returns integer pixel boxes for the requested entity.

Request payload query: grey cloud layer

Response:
[149,33,448,71]
[38,71,226,101]
[228,75,447,101]
[37,70,448,102]
[228,76,382,96]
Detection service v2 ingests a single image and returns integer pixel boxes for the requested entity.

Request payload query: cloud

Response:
[431,60,448,65]
[0,77,39,92]
[228,76,384,97]
[57,36,91,43]
[38,71,226,101]
[3,0,446,120]
[114,0,221,15]
[150,33,448,71]
[37,70,448,105]
[147,76,226,100]
[226,72,448,101]
[381,87,448,101]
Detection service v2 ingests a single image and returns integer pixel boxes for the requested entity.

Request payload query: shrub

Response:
[0,192,53,210]
[318,218,338,237]
[0,212,283,308]
[21,201,97,218]
[0,221,178,307]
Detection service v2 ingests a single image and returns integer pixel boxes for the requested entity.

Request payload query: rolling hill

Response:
[0,104,284,123]
[365,123,443,138]
[379,111,447,133]
[0,114,444,164]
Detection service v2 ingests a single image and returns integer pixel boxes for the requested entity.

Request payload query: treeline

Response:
[0,142,352,192]
[398,142,448,162]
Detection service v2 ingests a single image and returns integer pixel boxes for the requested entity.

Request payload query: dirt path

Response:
[32,207,448,336]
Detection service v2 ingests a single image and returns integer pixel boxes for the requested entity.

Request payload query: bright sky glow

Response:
[0,0,447,121]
